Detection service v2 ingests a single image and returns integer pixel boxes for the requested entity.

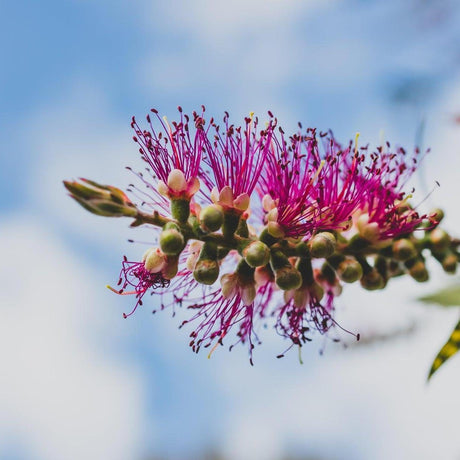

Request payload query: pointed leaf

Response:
[428,319,460,380]
[418,286,460,307]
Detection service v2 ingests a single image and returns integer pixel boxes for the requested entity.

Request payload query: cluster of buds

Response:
[64,107,459,362]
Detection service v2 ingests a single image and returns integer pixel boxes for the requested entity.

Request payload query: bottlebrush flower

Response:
[261,128,364,238]
[64,108,457,366]
[351,143,434,241]
[200,112,274,212]
[131,106,206,201]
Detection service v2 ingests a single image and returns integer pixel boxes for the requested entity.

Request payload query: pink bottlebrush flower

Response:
[352,143,434,240]
[130,106,206,202]
[200,112,274,212]
[261,128,363,238]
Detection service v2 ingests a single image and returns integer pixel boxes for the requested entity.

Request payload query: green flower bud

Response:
[408,260,429,282]
[143,248,166,273]
[442,253,458,274]
[275,265,302,291]
[243,241,270,267]
[159,228,185,255]
[163,256,179,279]
[336,258,363,283]
[430,208,444,224]
[193,259,220,285]
[360,269,385,290]
[199,204,224,232]
[308,232,336,259]
[392,239,417,261]
[430,228,450,253]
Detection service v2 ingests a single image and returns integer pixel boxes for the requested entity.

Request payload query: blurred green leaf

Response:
[418,285,460,307]
[428,319,460,380]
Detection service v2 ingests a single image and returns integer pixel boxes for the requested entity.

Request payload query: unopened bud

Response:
[337,258,363,283]
[159,228,185,255]
[408,260,429,282]
[442,253,457,274]
[357,213,380,242]
[430,228,450,253]
[243,241,270,267]
[143,247,166,273]
[393,239,417,261]
[167,169,187,193]
[308,232,336,259]
[275,266,302,291]
[267,221,285,238]
[163,256,179,279]
[430,208,444,224]
[200,205,224,232]
[193,259,219,285]
[360,269,385,290]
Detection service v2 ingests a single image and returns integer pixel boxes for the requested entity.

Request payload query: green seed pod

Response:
[336,258,363,283]
[392,239,417,261]
[199,204,224,232]
[308,232,336,259]
[159,228,185,255]
[243,241,270,267]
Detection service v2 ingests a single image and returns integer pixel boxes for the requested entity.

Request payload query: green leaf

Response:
[418,285,460,307]
[428,319,460,380]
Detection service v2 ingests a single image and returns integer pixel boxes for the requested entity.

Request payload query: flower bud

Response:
[186,241,203,271]
[63,179,138,218]
[163,256,179,279]
[430,208,444,224]
[360,269,385,290]
[193,259,220,285]
[408,260,429,282]
[430,228,450,253]
[159,228,185,255]
[267,221,285,238]
[143,247,166,273]
[167,169,187,193]
[308,232,336,259]
[336,258,363,283]
[243,241,270,267]
[442,253,458,274]
[357,213,380,242]
[392,239,417,261]
[199,205,224,232]
[275,266,302,291]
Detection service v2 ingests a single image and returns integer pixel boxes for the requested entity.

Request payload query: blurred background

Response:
[2,0,460,459]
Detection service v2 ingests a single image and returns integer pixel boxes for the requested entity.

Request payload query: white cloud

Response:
[0,217,146,460]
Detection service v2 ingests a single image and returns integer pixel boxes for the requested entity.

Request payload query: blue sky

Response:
[2,1,460,459]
